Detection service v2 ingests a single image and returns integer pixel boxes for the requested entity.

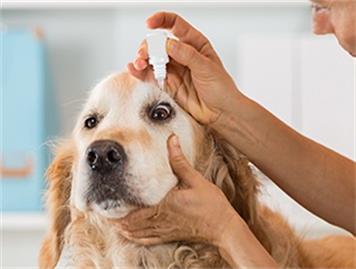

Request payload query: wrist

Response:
[209,87,245,129]
[215,213,279,269]
[209,93,257,142]
[215,212,247,249]
[209,91,269,160]
[214,213,249,267]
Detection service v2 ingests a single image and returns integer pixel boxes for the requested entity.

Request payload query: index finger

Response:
[119,206,159,227]
[146,12,210,52]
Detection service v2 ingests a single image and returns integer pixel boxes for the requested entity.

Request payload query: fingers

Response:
[112,204,176,246]
[130,30,210,82]
[128,40,149,80]
[119,215,159,233]
[167,39,208,72]
[134,40,148,70]
[119,226,175,245]
[137,39,148,59]
[133,58,148,71]
[127,62,146,81]
[119,206,159,227]
[167,134,202,187]
[131,36,206,76]
[146,12,210,52]
[123,227,170,238]
[123,236,164,246]
[127,62,156,82]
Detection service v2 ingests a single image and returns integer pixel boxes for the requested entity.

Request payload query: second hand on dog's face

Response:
[71,72,200,219]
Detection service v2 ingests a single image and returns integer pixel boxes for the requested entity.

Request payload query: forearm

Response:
[214,93,355,234]
[217,214,278,269]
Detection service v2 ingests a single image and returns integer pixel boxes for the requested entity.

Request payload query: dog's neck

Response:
[65,209,229,269]
[65,210,178,268]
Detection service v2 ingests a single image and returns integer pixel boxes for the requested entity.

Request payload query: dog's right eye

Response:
[84,116,98,129]
[148,102,173,123]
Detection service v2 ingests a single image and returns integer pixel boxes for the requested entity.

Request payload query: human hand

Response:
[111,134,241,246]
[128,12,245,126]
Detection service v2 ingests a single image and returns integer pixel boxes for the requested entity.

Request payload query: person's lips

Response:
[311,3,333,35]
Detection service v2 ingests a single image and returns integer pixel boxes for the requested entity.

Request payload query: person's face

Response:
[311,0,356,56]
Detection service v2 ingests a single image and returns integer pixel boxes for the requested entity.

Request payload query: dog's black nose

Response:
[86,140,126,173]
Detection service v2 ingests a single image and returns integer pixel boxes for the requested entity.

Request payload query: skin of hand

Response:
[115,134,238,246]
[127,11,355,235]
[311,0,356,56]
[114,135,278,268]
[127,12,244,126]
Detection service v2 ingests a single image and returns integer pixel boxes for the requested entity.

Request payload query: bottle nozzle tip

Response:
[158,79,164,90]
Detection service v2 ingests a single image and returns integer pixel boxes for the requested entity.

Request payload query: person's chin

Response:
[348,49,356,57]
[336,34,356,57]
[341,43,356,57]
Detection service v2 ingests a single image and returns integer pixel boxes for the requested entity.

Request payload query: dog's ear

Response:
[39,140,74,269]
[201,133,272,252]
[201,133,259,225]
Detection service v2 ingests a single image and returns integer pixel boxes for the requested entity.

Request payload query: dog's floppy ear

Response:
[39,140,74,269]
[201,132,271,251]
[201,133,260,225]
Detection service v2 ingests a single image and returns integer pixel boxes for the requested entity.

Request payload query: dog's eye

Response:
[149,103,172,122]
[84,116,98,129]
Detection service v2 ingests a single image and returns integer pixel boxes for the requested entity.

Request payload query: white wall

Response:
[237,33,354,238]
[2,4,354,268]
[3,4,312,135]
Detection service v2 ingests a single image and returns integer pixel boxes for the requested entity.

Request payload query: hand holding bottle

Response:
[128,11,245,126]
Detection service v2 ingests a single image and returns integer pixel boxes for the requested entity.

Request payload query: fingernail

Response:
[136,50,142,58]
[171,134,179,147]
[134,59,146,70]
[136,48,145,58]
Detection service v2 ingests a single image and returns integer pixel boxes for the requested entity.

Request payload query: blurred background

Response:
[1,1,354,267]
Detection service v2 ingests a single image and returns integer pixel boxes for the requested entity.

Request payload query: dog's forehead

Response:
[92,72,142,103]
[87,72,162,111]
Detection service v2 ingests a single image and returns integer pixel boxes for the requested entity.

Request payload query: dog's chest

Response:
[67,217,225,268]
[109,243,177,269]
[68,233,177,268]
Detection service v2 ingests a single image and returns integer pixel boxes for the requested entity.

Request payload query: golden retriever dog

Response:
[39,72,355,269]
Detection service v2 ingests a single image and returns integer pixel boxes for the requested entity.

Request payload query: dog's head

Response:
[40,72,261,268]
[71,72,202,218]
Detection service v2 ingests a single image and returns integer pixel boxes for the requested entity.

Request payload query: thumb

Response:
[167,134,202,187]
[166,39,208,71]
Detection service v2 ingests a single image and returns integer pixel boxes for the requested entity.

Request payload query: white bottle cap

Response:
[146,30,169,88]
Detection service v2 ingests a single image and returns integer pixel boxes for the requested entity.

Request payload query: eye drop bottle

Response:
[146,30,169,89]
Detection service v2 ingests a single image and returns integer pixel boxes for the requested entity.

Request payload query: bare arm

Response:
[218,214,278,269]
[213,95,356,234]
[128,11,356,234]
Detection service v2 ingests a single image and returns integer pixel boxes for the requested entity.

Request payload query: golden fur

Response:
[39,140,73,269]
[39,73,355,269]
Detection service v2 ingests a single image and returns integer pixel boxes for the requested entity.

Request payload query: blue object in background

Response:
[0,29,57,211]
